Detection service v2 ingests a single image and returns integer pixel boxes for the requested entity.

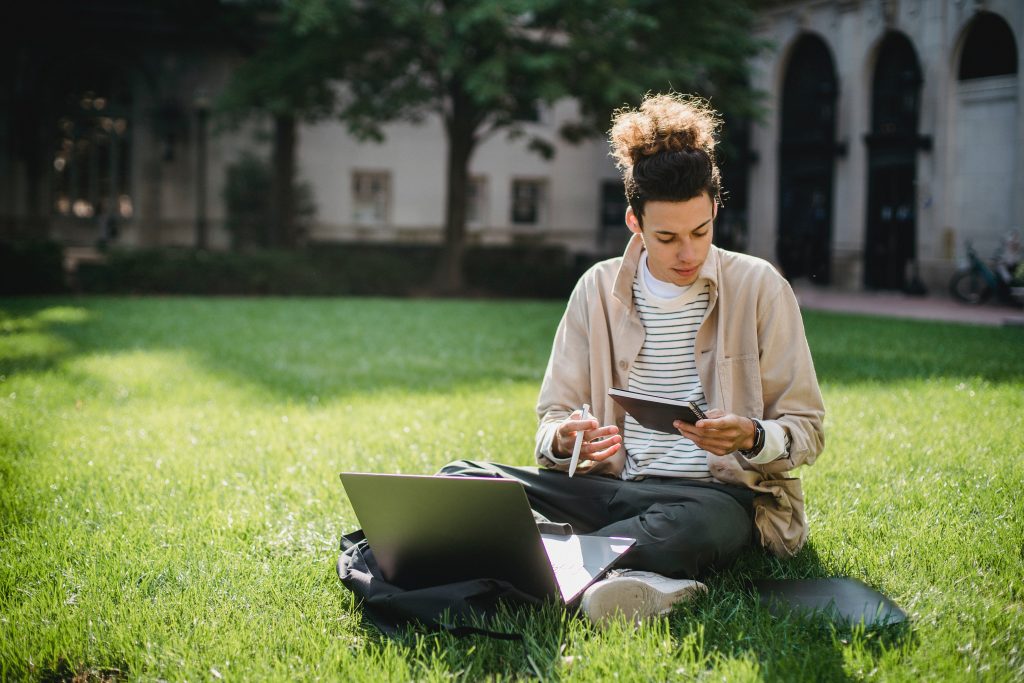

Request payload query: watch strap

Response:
[740,418,765,456]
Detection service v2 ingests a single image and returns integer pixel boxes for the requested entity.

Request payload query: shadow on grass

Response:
[353,601,567,680]
[339,542,917,681]
[689,542,919,683]
[0,297,561,402]
[34,658,129,682]
[2,299,1023,406]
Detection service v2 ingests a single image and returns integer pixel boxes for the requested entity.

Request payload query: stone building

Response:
[2,1,1020,293]
[1,2,251,251]
[747,0,1021,291]
[299,99,625,257]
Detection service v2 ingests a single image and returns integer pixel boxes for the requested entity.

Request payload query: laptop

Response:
[340,472,635,604]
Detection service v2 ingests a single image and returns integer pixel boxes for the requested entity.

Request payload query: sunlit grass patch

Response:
[1,297,1022,681]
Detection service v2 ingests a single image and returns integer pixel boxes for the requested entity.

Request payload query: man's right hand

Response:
[552,410,622,462]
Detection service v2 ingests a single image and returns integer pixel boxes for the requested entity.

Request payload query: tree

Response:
[234,0,763,289]
[217,5,342,247]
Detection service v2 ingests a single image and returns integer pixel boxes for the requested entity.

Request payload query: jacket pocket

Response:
[752,477,807,558]
[716,353,763,417]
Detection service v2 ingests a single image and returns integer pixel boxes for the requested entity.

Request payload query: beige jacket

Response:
[535,235,825,557]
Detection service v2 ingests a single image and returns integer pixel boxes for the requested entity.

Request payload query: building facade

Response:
[3,0,1020,293]
[299,99,623,256]
[1,3,253,252]
[747,0,1021,291]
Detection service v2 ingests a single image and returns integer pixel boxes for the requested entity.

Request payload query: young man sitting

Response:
[441,93,825,624]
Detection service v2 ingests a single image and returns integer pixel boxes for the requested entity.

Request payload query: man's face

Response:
[626,195,716,287]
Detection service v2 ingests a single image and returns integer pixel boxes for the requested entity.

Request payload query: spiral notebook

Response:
[608,387,707,434]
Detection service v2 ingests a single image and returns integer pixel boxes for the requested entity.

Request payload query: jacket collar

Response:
[612,234,644,305]
[613,234,721,306]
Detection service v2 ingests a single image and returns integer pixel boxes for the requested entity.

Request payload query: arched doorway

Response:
[864,32,926,291]
[777,34,838,283]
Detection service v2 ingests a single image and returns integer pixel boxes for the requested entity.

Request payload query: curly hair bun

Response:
[609,93,721,171]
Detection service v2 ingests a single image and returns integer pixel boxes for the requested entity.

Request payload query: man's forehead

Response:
[650,215,714,234]
[643,197,714,223]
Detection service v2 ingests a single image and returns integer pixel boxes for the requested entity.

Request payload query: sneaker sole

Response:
[581,576,706,624]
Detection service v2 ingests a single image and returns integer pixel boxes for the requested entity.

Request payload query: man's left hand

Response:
[673,409,756,456]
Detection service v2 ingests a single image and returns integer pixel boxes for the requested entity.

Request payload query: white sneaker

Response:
[580,570,707,625]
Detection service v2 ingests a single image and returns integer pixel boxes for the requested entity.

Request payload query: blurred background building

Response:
[1,1,251,251]
[748,0,1021,292]
[2,0,1020,294]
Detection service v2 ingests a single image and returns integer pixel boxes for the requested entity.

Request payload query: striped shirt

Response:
[623,255,712,481]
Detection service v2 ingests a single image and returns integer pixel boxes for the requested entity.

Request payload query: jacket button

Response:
[619,360,628,370]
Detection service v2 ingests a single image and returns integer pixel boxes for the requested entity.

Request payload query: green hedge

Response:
[0,241,67,295]
[75,244,592,299]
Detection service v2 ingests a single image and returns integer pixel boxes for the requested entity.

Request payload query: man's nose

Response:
[676,240,695,261]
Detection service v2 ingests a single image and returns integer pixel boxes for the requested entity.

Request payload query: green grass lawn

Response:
[1,297,1022,682]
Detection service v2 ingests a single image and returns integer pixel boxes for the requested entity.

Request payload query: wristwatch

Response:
[740,418,765,457]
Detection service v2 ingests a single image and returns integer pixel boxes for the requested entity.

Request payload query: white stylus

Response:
[568,403,590,478]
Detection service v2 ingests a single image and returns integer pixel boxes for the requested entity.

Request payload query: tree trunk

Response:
[269,113,297,248]
[434,104,476,294]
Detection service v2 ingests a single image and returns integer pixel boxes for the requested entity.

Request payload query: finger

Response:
[582,425,619,442]
[705,408,725,419]
[583,434,621,455]
[695,415,735,430]
[587,442,621,461]
[557,418,602,456]
[675,427,731,454]
[674,420,702,438]
[559,418,599,436]
[687,434,724,455]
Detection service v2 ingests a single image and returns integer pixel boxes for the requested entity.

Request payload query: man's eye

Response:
[693,230,708,238]
[656,237,674,244]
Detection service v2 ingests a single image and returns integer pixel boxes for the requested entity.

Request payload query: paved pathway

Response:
[792,283,1024,327]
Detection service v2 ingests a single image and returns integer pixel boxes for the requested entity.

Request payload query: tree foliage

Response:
[283,0,762,137]
[223,0,764,289]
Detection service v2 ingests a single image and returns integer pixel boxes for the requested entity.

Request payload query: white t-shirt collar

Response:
[640,251,692,300]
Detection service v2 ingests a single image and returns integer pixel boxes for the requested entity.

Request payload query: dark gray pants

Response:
[438,460,756,579]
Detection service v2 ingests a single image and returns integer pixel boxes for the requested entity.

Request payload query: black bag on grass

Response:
[337,530,543,639]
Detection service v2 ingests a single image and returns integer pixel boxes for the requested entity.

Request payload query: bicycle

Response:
[949,239,1024,306]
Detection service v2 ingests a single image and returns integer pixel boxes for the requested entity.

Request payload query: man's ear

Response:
[625,207,642,235]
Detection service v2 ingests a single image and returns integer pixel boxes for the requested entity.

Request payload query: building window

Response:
[466,176,488,225]
[959,12,1018,80]
[352,171,390,224]
[511,179,546,225]
[52,90,133,223]
[513,101,542,123]
[600,181,626,230]
[599,180,629,250]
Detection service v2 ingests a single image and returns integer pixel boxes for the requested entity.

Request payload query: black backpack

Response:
[337,529,546,640]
